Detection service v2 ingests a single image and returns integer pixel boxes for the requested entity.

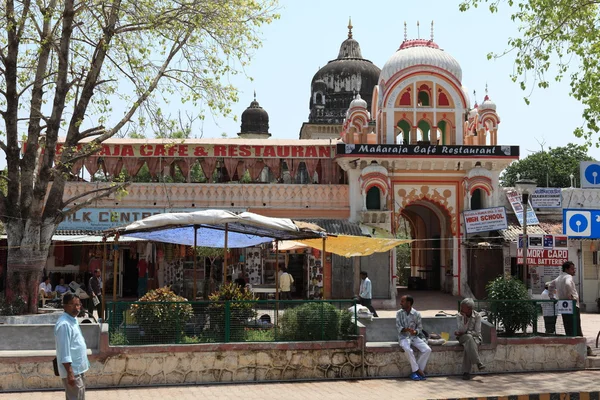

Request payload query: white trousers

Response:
[399,336,432,373]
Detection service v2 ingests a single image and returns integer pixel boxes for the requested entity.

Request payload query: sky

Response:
[195,0,595,160]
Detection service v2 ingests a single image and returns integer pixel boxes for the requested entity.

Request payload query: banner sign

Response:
[506,189,539,226]
[531,188,562,208]
[58,207,247,231]
[517,248,569,266]
[336,143,519,157]
[518,234,568,249]
[55,143,335,159]
[563,208,600,238]
[463,207,508,233]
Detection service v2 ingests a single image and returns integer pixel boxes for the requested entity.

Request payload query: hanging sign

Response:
[506,189,539,226]
[530,188,562,208]
[463,207,508,233]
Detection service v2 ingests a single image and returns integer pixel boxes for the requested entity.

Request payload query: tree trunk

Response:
[5,219,55,314]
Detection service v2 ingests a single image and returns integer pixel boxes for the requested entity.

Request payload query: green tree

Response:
[459,0,600,144]
[0,0,278,312]
[500,143,594,187]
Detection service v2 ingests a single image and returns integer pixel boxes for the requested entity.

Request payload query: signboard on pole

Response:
[531,188,562,208]
[463,207,508,234]
[580,161,600,188]
[556,300,574,315]
[517,248,568,266]
[562,209,600,238]
[506,189,539,226]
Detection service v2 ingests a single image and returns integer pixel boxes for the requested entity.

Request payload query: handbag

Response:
[52,357,60,376]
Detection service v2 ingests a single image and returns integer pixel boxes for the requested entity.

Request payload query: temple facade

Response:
[50,23,518,305]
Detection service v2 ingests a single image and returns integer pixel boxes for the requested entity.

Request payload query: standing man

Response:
[88,268,103,321]
[279,267,294,300]
[358,271,378,317]
[396,295,431,381]
[55,293,89,399]
[540,281,557,334]
[455,298,485,380]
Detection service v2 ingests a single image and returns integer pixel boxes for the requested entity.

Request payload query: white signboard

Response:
[463,207,508,234]
[581,161,600,188]
[555,300,574,315]
[531,188,562,208]
[506,189,539,226]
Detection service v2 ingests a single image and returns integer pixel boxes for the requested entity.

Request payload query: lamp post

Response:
[515,179,538,276]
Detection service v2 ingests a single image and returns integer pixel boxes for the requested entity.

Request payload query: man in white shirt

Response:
[540,281,556,334]
[549,261,582,337]
[39,276,56,299]
[358,271,378,317]
[278,267,294,300]
[396,295,431,381]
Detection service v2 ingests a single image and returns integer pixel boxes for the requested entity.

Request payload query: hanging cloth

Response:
[102,157,123,177]
[285,159,298,183]
[223,158,241,180]
[71,158,84,175]
[246,159,265,181]
[303,159,319,182]
[199,157,218,181]
[161,157,175,177]
[263,159,282,180]
[146,158,161,178]
[174,159,191,179]
[83,156,100,176]
[122,158,144,177]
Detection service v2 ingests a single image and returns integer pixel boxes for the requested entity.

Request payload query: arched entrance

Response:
[400,200,453,291]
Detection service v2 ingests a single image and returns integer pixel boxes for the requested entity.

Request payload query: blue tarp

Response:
[123,226,273,248]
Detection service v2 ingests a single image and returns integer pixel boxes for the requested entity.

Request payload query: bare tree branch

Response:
[60,181,130,218]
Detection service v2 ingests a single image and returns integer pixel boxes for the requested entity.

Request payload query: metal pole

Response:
[112,237,119,301]
[522,196,529,280]
[223,223,229,283]
[322,237,326,299]
[101,241,106,320]
[275,240,280,326]
[193,225,198,299]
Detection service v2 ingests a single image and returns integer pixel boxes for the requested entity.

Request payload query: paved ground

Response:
[2,371,599,400]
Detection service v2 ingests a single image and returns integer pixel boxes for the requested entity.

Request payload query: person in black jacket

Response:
[88,269,103,320]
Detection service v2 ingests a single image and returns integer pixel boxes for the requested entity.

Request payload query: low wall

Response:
[0,326,587,391]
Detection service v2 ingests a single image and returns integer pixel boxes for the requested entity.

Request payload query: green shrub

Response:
[130,287,193,343]
[486,275,537,336]
[208,283,256,342]
[245,328,275,342]
[109,328,129,346]
[278,302,350,341]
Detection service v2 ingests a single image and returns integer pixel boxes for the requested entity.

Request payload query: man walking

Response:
[278,267,294,300]
[455,298,485,380]
[88,268,103,320]
[396,295,431,381]
[358,271,378,317]
[55,293,89,399]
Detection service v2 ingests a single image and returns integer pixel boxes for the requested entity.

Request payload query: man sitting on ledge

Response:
[455,298,485,380]
[396,295,431,381]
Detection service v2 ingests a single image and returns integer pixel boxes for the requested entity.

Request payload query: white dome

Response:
[479,95,496,111]
[380,40,462,84]
[349,94,368,109]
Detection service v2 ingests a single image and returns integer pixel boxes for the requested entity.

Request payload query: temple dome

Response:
[380,39,462,85]
[239,95,270,139]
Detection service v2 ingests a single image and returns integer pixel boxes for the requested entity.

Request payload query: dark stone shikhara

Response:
[337,143,519,157]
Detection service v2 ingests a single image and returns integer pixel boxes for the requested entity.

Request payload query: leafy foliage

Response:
[207,282,256,341]
[109,328,129,346]
[459,0,600,144]
[0,0,278,313]
[278,302,353,341]
[130,287,194,343]
[500,143,594,187]
[486,276,537,336]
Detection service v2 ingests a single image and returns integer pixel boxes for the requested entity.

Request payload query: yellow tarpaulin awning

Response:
[278,235,412,258]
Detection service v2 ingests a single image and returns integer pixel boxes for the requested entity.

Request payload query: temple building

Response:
[48,22,518,306]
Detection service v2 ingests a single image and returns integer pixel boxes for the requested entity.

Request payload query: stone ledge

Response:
[0,349,93,360]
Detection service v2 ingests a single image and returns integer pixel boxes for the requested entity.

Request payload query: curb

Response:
[439,392,600,400]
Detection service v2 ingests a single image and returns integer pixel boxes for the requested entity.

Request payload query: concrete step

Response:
[586,355,600,368]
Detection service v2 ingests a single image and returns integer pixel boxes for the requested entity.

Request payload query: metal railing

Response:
[460,299,579,337]
[106,300,358,346]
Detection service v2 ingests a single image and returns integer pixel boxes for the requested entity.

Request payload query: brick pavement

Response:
[2,371,599,400]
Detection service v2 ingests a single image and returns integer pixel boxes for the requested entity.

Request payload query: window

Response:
[471,189,484,210]
[418,91,430,106]
[366,187,381,210]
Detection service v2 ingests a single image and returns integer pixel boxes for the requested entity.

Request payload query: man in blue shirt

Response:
[55,293,89,399]
[358,271,378,317]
